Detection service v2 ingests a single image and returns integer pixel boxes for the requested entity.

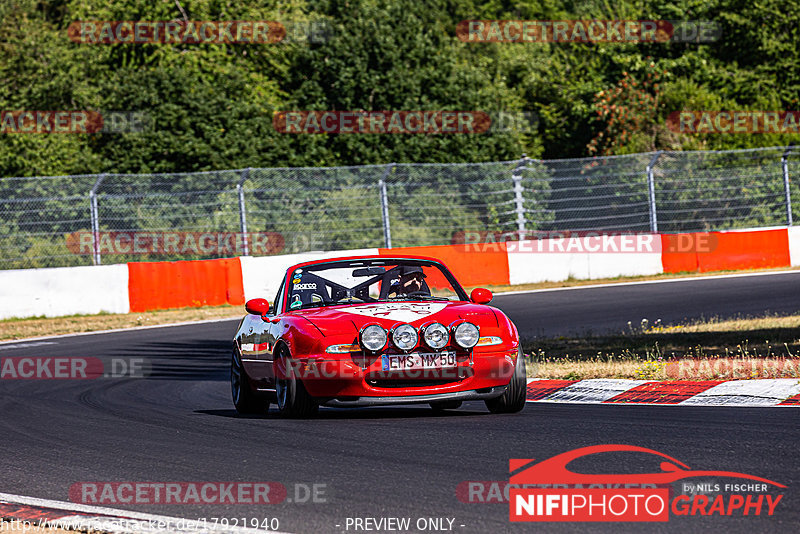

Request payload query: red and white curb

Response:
[526,378,800,406]
[0,492,291,534]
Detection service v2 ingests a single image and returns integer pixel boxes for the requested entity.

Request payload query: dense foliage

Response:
[1,0,798,177]
[2,0,799,269]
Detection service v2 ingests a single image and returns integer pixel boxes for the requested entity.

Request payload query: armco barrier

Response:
[506,236,663,285]
[786,227,800,267]
[660,233,700,273]
[0,228,796,320]
[0,264,129,320]
[127,258,244,313]
[661,228,790,273]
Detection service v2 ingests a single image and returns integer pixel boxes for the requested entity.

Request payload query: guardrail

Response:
[2,226,799,320]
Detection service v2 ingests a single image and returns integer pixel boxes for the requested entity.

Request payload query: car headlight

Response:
[360,324,387,352]
[453,322,480,349]
[392,324,418,351]
[423,322,449,350]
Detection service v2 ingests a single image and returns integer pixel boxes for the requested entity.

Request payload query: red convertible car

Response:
[231,255,526,417]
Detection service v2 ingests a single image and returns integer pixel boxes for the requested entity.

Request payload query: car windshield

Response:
[284,258,468,311]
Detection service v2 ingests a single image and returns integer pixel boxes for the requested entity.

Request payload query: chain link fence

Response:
[0,146,797,270]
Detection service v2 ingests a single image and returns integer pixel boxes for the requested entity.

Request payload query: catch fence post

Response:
[782,145,795,226]
[646,151,663,233]
[379,163,395,248]
[237,168,250,255]
[89,173,107,265]
[512,155,528,240]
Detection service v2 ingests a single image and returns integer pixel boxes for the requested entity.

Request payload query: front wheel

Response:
[485,351,527,414]
[275,348,318,418]
[231,347,268,414]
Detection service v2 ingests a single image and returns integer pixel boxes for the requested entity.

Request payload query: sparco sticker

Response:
[293,283,317,290]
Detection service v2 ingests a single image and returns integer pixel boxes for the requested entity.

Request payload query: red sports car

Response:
[231,255,526,417]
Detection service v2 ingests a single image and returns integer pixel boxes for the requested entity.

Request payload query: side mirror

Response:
[470,288,493,304]
[245,298,271,316]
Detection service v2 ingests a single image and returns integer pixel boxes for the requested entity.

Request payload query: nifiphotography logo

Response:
[509,445,785,522]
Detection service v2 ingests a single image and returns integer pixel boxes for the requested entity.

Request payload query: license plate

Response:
[381,352,456,371]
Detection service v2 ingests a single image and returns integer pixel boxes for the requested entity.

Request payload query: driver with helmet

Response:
[389,265,430,296]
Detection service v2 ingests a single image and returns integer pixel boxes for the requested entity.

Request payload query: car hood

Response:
[290,300,499,336]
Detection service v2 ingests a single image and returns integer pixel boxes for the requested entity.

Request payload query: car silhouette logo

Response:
[510,444,785,487]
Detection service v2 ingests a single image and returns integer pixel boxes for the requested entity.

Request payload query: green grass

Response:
[523,313,800,380]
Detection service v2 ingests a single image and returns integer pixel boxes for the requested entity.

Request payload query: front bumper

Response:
[321,385,507,407]
[293,348,519,399]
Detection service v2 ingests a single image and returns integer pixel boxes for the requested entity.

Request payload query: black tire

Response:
[231,347,269,414]
[275,347,318,418]
[485,351,527,414]
[430,400,462,411]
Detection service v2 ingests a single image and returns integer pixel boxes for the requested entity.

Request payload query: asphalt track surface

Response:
[1,271,799,533]
[502,270,800,338]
